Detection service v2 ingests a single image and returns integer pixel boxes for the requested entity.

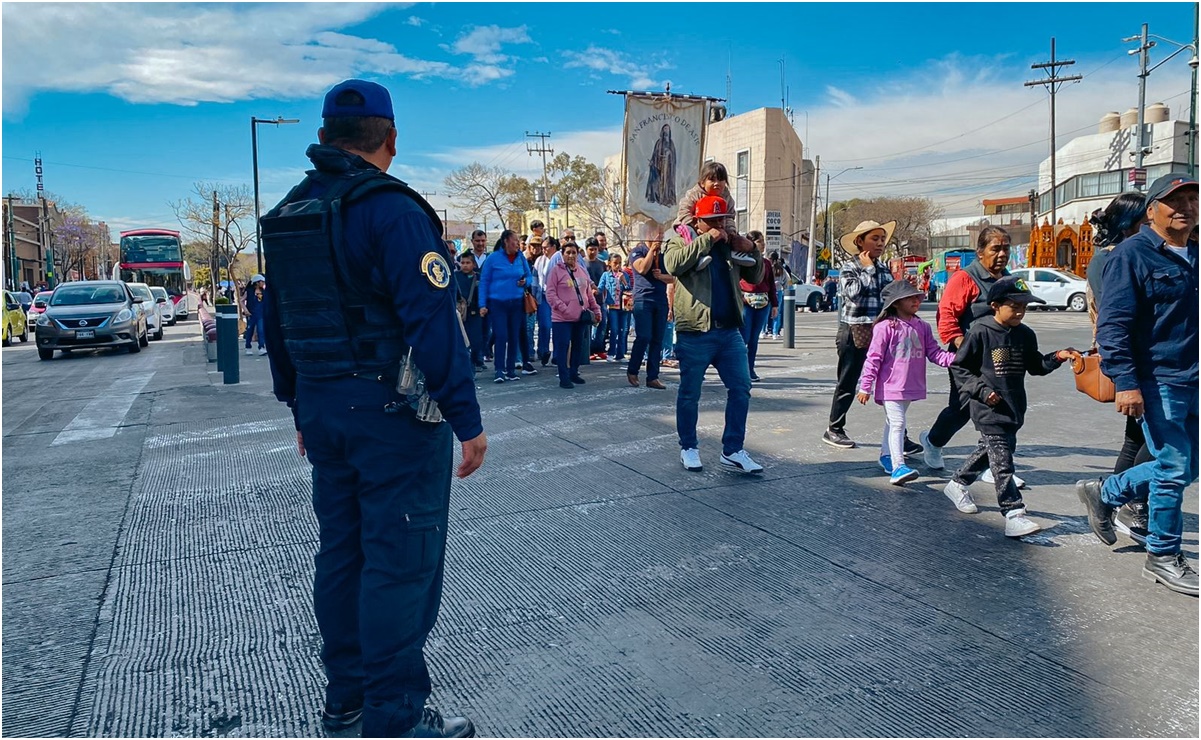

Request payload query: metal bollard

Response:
[215,305,240,385]
[783,286,796,349]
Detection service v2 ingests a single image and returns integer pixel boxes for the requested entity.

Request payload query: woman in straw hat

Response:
[822,219,904,450]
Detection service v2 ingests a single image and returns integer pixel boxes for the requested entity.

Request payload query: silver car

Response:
[36,281,149,360]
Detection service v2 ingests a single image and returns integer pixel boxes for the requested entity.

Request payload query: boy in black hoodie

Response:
[943,276,1075,537]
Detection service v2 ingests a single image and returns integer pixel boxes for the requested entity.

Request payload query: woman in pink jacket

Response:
[546,242,602,389]
[856,280,956,486]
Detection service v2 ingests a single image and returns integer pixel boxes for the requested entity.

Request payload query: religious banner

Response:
[621,94,708,226]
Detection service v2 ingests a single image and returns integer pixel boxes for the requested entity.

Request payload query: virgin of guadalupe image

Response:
[644,124,677,206]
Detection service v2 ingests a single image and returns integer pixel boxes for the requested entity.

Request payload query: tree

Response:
[819,196,943,260]
[582,161,632,251]
[169,182,256,305]
[443,163,536,228]
[547,153,603,232]
[51,213,109,280]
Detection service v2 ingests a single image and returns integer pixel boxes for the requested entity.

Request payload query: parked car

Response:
[172,291,191,321]
[125,282,164,341]
[26,291,53,332]
[35,280,148,360]
[1008,268,1088,312]
[788,282,827,312]
[149,286,176,328]
[3,291,29,346]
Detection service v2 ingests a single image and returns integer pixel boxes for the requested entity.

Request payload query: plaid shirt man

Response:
[837,257,894,325]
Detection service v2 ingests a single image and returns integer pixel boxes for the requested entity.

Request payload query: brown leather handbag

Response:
[523,289,538,315]
[1070,349,1115,403]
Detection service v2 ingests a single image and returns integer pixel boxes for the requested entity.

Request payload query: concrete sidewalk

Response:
[7,310,1197,737]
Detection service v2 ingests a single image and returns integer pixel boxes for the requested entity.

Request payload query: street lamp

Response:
[251,116,300,275]
[824,166,863,258]
[1124,12,1199,184]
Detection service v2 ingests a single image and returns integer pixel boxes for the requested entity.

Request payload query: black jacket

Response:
[951,319,1064,434]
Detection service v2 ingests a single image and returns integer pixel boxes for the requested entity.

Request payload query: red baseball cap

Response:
[694,195,731,220]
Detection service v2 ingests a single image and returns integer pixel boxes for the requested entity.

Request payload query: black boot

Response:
[400,707,476,738]
[322,698,363,732]
[1143,552,1199,596]
[1075,479,1116,546]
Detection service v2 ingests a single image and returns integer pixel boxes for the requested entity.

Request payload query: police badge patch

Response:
[421,252,451,289]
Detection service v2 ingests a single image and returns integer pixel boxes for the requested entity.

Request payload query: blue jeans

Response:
[488,299,524,377]
[607,309,631,359]
[552,320,590,382]
[244,311,264,348]
[662,320,675,360]
[463,313,483,366]
[628,300,668,381]
[592,304,609,354]
[674,328,752,455]
[1102,382,1199,555]
[519,313,537,365]
[740,303,771,375]
[536,296,552,359]
[770,290,784,334]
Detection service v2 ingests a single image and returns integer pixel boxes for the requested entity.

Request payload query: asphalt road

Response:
[2,307,1196,737]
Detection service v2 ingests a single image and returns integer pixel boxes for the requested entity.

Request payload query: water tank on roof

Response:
[1119,108,1139,129]
[1146,103,1170,124]
[1099,112,1121,133]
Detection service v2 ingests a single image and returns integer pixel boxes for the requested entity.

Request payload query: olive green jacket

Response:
[663,230,764,333]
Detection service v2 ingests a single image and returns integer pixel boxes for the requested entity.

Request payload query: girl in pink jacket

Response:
[857,280,956,485]
[545,243,602,389]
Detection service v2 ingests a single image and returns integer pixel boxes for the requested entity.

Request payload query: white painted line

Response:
[52,374,155,445]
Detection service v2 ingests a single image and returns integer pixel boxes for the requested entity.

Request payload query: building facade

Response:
[2,196,62,290]
[1035,104,1191,225]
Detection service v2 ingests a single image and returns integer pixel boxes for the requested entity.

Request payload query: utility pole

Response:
[805,155,820,282]
[526,131,553,233]
[1128,24,1153,190]
[1025,38,1081,227]
[211,191,220,300]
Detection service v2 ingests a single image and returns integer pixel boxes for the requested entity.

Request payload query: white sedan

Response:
[1009,268,1088,312]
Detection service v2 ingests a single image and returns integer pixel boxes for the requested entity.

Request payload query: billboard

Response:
[622,94,708,227]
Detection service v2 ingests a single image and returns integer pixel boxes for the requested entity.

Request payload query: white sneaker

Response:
[680,448,703,472]
[258,348,268,355]
[245,348,254,356]
[696,255,713,270]
[720,449,764,473]
[1004,508,1041,537]
[920,430,944,469]
[728,251,757,267]
[943,480,978,513]
[981,468,1026,489]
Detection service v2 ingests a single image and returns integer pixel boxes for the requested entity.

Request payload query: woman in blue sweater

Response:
[479,230,533,383]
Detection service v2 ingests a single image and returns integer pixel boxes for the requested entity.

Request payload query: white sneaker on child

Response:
[943,480,978,514]
[1004,508,1041,537]
[981,468,1026,489]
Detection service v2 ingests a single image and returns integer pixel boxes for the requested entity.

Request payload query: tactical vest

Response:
[260,167,443,380]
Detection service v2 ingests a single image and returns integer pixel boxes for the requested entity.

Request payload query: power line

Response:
[1025,37,1082,226]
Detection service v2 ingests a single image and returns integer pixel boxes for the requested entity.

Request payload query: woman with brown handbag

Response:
[478,229,532,384]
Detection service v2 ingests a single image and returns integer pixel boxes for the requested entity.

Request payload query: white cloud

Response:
[799,55,1193,218]
[451,25,532,64]
[406,16,425,27]
[0,3,510,113]
[562,46,668,90]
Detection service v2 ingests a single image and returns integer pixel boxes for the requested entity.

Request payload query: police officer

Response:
[261,79,486,738]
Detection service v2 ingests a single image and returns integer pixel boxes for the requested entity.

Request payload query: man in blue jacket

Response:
[261,79,485,735]
[1078,172,1198,596]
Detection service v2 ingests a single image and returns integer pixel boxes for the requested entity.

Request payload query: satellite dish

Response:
[710,104,727,123]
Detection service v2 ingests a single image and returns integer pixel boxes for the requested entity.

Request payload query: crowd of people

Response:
[258,79,1196,740]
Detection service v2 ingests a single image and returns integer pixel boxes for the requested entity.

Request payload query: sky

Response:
[2,1,1197,241]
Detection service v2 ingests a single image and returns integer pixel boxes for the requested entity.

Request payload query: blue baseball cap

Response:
[321,79,394,121]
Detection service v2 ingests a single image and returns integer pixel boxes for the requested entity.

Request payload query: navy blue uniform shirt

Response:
[264,149,483,442]
[1097,224,1198,392]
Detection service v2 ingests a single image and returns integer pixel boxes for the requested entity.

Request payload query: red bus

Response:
[111,229,192,320]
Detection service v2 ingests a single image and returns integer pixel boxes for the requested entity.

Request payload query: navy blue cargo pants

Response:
[296,375,452,737]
